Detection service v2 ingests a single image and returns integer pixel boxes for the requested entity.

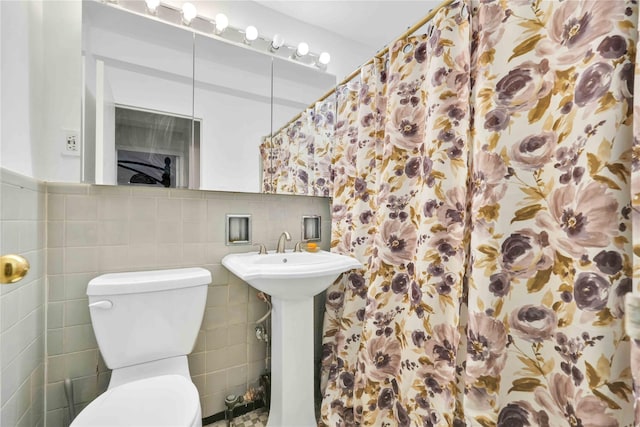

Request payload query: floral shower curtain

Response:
[321,1,639,425]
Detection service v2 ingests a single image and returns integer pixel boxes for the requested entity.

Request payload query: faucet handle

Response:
[253,243,267,254]
[293,242,304,252]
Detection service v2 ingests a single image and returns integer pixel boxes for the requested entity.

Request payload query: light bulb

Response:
[296,42,309,57]
[181,2,197,25]
[318,52,331,65]
[244,25,258,43]
[270,34,285,51]
[145,0,160,14]
[214,13,228,34]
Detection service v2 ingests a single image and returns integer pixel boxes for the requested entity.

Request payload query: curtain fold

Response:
[320,0,639,425]
[321,3,471,425]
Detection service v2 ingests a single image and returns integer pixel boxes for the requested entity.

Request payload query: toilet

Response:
[71,267,211,427]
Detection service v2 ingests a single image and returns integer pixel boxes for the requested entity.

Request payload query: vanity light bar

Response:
[114,0,331,69]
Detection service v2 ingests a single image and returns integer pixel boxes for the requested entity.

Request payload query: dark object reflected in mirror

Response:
[117,151,175,187]
[114,107,200,188]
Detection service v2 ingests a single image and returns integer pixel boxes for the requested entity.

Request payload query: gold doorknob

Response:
[1,254,30,284]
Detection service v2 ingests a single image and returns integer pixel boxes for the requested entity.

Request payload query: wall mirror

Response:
[82,1,196,187]
[82,1,337,194]
[194,34,272,192]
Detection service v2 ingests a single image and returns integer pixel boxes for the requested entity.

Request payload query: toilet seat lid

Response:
[71,375,200,427]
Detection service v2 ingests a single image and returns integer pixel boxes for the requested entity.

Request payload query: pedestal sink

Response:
[222,250,361,427]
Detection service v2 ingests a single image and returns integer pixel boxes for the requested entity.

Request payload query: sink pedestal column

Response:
[266,297,317,427]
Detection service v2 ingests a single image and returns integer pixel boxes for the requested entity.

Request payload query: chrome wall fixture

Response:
[103,0,331,70]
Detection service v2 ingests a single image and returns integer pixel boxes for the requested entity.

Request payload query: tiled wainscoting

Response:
[44,183,331,426]
[0,170,46,427]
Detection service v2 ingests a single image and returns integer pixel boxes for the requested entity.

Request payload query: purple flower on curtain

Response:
[348,272,366,292]
[377,220,418,266]
[466,312,508,380]
[597,35,627,59]
[415,41,427,63]
[427,262,444,277]
[534,373,618,426]
[297,169,309,184]
[423,156,433,178]
[620,62,635,101]
[412,330,426,347]
[428,27,443,57]
[429,232,460,261]
[362,336,402,382]
[494,59,553,113]
[405,157,422,178]
[496,403,534,427]
[437,273,457,295]
[432,67,448,87]
[391,273,409,294]
[488,271,511,297]
[484,108,510,132]
[499,229,553,279]
[573,272,610,311]
[574,62,613,108]
[509,305,557,343]
[510,132,558,171]
[326,291,345,310]
[535,0,625,65]
[554,139,587,185]
[377,388,395,409]
[475,3,506,54]
[332,204,348,222]
[472,151,507,206]
[394,402,411,427]
[593,250,623,275]
[446,52,471,93]
[421,323,459,384]
[354,177,369,200]
[612,277,632,318]
[410,281,422,308]
[423,199,439,218]
[437,187,466,231]
[338,371,354,392]
[387,105,427,150]
[535,182,618,257]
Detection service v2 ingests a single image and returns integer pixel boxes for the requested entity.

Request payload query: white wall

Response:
[0,1,43,178]
[40,1,83,183]
[0,1,82,183]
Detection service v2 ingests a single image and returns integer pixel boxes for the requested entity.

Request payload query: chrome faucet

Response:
[276,231,291,253]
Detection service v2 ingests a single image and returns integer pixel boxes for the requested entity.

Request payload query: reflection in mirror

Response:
[194,35,272,193]
[82,1,195,187]
[114,107,201,188]
[267,58,336,196]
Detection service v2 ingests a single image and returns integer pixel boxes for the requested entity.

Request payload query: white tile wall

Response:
[45,183,330,425]
[0,169,46,427]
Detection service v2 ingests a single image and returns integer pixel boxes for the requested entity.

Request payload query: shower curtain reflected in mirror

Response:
[320,1,639,425]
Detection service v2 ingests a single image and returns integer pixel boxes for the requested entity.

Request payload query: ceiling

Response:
[253,1,443,50]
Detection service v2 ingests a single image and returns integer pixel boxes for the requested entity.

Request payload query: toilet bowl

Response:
[70,268,211,427]
[71,375,201,427]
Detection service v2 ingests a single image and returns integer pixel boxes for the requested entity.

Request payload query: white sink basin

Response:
[222,250,361,300]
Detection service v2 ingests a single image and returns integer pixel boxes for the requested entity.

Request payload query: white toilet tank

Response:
[87,268,211,370]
